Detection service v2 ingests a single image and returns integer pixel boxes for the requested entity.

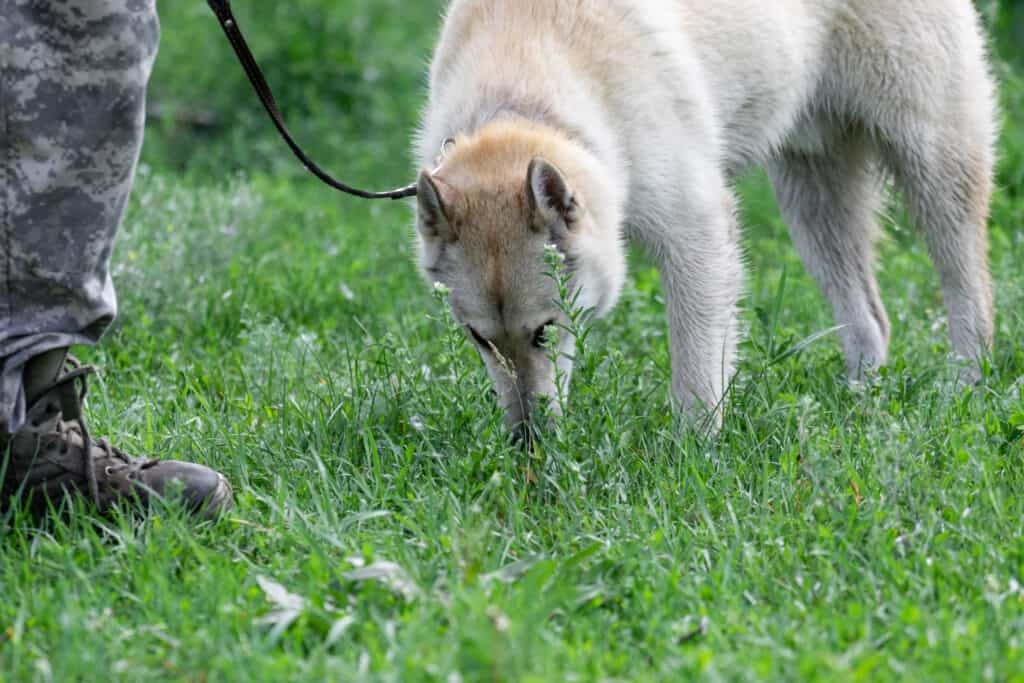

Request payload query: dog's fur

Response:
[414,0,997,432]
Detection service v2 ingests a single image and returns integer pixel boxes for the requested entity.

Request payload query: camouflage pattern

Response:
[0,0,158,434]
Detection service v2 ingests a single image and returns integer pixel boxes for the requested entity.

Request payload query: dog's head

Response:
[415,121,625,436]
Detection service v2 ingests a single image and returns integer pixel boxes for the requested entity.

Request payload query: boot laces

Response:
[33,356,158,505]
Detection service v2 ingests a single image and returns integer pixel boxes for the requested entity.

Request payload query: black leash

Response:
[206,0,418,200]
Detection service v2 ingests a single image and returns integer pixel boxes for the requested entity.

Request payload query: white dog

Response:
[414,0,997,433]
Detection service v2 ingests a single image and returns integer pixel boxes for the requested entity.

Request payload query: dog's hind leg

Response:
[880,112,996,380]
[837,3,998,379]
[768,135,890,377]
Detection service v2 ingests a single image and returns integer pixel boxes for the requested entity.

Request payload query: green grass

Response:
[2,2,1024,681]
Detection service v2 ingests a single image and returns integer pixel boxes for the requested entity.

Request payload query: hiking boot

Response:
[0,350,232,518]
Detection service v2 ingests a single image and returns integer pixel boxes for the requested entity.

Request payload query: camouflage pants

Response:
[0,0,158,434]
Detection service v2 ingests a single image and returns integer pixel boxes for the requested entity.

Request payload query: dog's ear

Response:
[417,171,454,240]
[527,158,579,233]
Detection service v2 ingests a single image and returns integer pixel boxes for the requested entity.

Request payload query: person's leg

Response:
[1,0,157,433]
[1,1,231,516]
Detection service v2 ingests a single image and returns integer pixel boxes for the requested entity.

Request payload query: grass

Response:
[2,2,1024,681]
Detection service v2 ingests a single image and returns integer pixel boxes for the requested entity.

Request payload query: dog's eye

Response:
[532,319,557,349]
[467,326,490,349]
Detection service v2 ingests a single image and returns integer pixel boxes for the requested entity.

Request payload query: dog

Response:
[413,0,997,434]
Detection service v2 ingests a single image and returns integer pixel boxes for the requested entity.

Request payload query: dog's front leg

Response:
[653,192,743,431]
